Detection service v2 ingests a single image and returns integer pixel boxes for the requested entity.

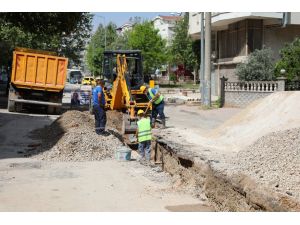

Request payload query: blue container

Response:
[115,146,131,161]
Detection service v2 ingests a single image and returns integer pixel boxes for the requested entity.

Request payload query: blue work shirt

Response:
[92,85,106,106]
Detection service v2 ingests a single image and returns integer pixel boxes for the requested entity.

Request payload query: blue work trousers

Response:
[151,101,165,124]
[138,140,151,161]
[93,105,107,134]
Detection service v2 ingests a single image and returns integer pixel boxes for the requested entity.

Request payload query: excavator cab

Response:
[103,50,144,90]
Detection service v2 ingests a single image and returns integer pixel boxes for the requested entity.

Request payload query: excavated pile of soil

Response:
[230,127,300,201]
[30,110,124,161]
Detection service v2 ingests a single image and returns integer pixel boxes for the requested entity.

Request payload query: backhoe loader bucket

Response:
[122,114,138,135]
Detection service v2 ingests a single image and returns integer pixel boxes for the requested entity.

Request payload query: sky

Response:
[92,12,177,31]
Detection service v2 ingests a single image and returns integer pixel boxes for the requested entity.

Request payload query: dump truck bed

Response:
[10,49,68,92]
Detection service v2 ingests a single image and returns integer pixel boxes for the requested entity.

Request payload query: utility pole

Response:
[203,12,211,107]
[200,12,205,103]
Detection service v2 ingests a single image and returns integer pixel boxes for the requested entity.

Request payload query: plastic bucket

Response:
[115,146,131,161]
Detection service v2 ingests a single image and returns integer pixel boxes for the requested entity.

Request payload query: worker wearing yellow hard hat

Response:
[136,108,152,162]
[140,85,165,129]
[137,109,144,115]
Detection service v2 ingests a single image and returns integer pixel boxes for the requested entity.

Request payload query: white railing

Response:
[225,81,278,92]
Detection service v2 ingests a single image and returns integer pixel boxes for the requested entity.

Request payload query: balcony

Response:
[212,12,283,29]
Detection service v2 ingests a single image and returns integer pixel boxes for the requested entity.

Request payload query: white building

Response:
[152,15,182,45]
[189,12,300,84]
[116,22,134,35]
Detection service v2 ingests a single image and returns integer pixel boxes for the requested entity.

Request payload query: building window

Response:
[217,19,262,59]
[218,20,246,58]
[247,19,263,53]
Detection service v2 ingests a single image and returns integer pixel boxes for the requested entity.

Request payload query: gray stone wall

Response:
[224,91,273,108]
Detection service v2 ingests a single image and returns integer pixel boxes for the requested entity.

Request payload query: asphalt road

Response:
[0,99,207,211]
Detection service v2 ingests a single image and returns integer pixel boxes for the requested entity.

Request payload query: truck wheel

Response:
[15,103,23,112]
[8,100,15,112]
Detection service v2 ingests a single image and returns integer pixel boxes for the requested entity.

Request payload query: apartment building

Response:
[153,15,182,46]
[189,12,300,83]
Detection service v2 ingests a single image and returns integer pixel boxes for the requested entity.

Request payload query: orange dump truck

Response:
[8,48,68,113]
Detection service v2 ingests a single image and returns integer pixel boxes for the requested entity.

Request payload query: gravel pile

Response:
[30,110,124,161]
[231,127,300,200]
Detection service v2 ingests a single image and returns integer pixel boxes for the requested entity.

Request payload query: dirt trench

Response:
[152,138,300,212]
[152,139,254,211]
[92,110,297,211]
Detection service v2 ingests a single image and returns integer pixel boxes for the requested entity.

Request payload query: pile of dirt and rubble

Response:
[176,92,300,152]
[230,127,300,201]
[29,110,124,161]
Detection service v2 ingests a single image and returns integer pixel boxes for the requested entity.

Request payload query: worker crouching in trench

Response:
[136,109,152,163]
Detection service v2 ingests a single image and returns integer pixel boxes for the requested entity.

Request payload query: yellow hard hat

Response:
[137,109,144,115]
[140,85,147,92]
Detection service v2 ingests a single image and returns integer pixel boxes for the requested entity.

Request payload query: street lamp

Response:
[280,68,286,75]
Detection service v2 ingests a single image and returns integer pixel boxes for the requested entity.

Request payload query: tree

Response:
[275,37,300,81]
[128,21,168,75]
[0,13,88,36]
[170,13,197,72]
[129,16,142,24]
[110,30,130,50]
[236,48,275,81]
[105,22,118,49]
[0,13,92,70]
[86,22,118,75]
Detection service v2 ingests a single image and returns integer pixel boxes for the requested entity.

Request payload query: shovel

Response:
[143,101,152,116]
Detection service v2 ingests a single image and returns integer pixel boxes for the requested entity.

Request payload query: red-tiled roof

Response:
[159,15,182,21]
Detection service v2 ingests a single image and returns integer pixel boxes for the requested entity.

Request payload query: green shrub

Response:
[169,73,177,85]
[275,38,300,81]
[236,48,275,81]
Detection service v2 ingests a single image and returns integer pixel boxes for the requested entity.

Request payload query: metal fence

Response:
[285,80,300,91]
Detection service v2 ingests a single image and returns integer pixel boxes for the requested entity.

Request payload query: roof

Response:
[116,22,134,30]
[158,15,182,21]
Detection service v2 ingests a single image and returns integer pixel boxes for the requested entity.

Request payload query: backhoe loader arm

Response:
[109,54,131,110]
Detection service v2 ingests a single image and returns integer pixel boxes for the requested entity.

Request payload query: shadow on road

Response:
[0,95,8,109]
[0,108,63,160]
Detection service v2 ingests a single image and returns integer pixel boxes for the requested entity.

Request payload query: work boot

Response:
[99,131,111,136]
[151,118,156,128]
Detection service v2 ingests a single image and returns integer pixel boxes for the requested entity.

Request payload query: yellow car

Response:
[82,77,96,86]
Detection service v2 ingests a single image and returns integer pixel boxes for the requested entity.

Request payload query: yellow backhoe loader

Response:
[101,50,154,136]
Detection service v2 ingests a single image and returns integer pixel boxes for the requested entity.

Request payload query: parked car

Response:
[82,77,96,86]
